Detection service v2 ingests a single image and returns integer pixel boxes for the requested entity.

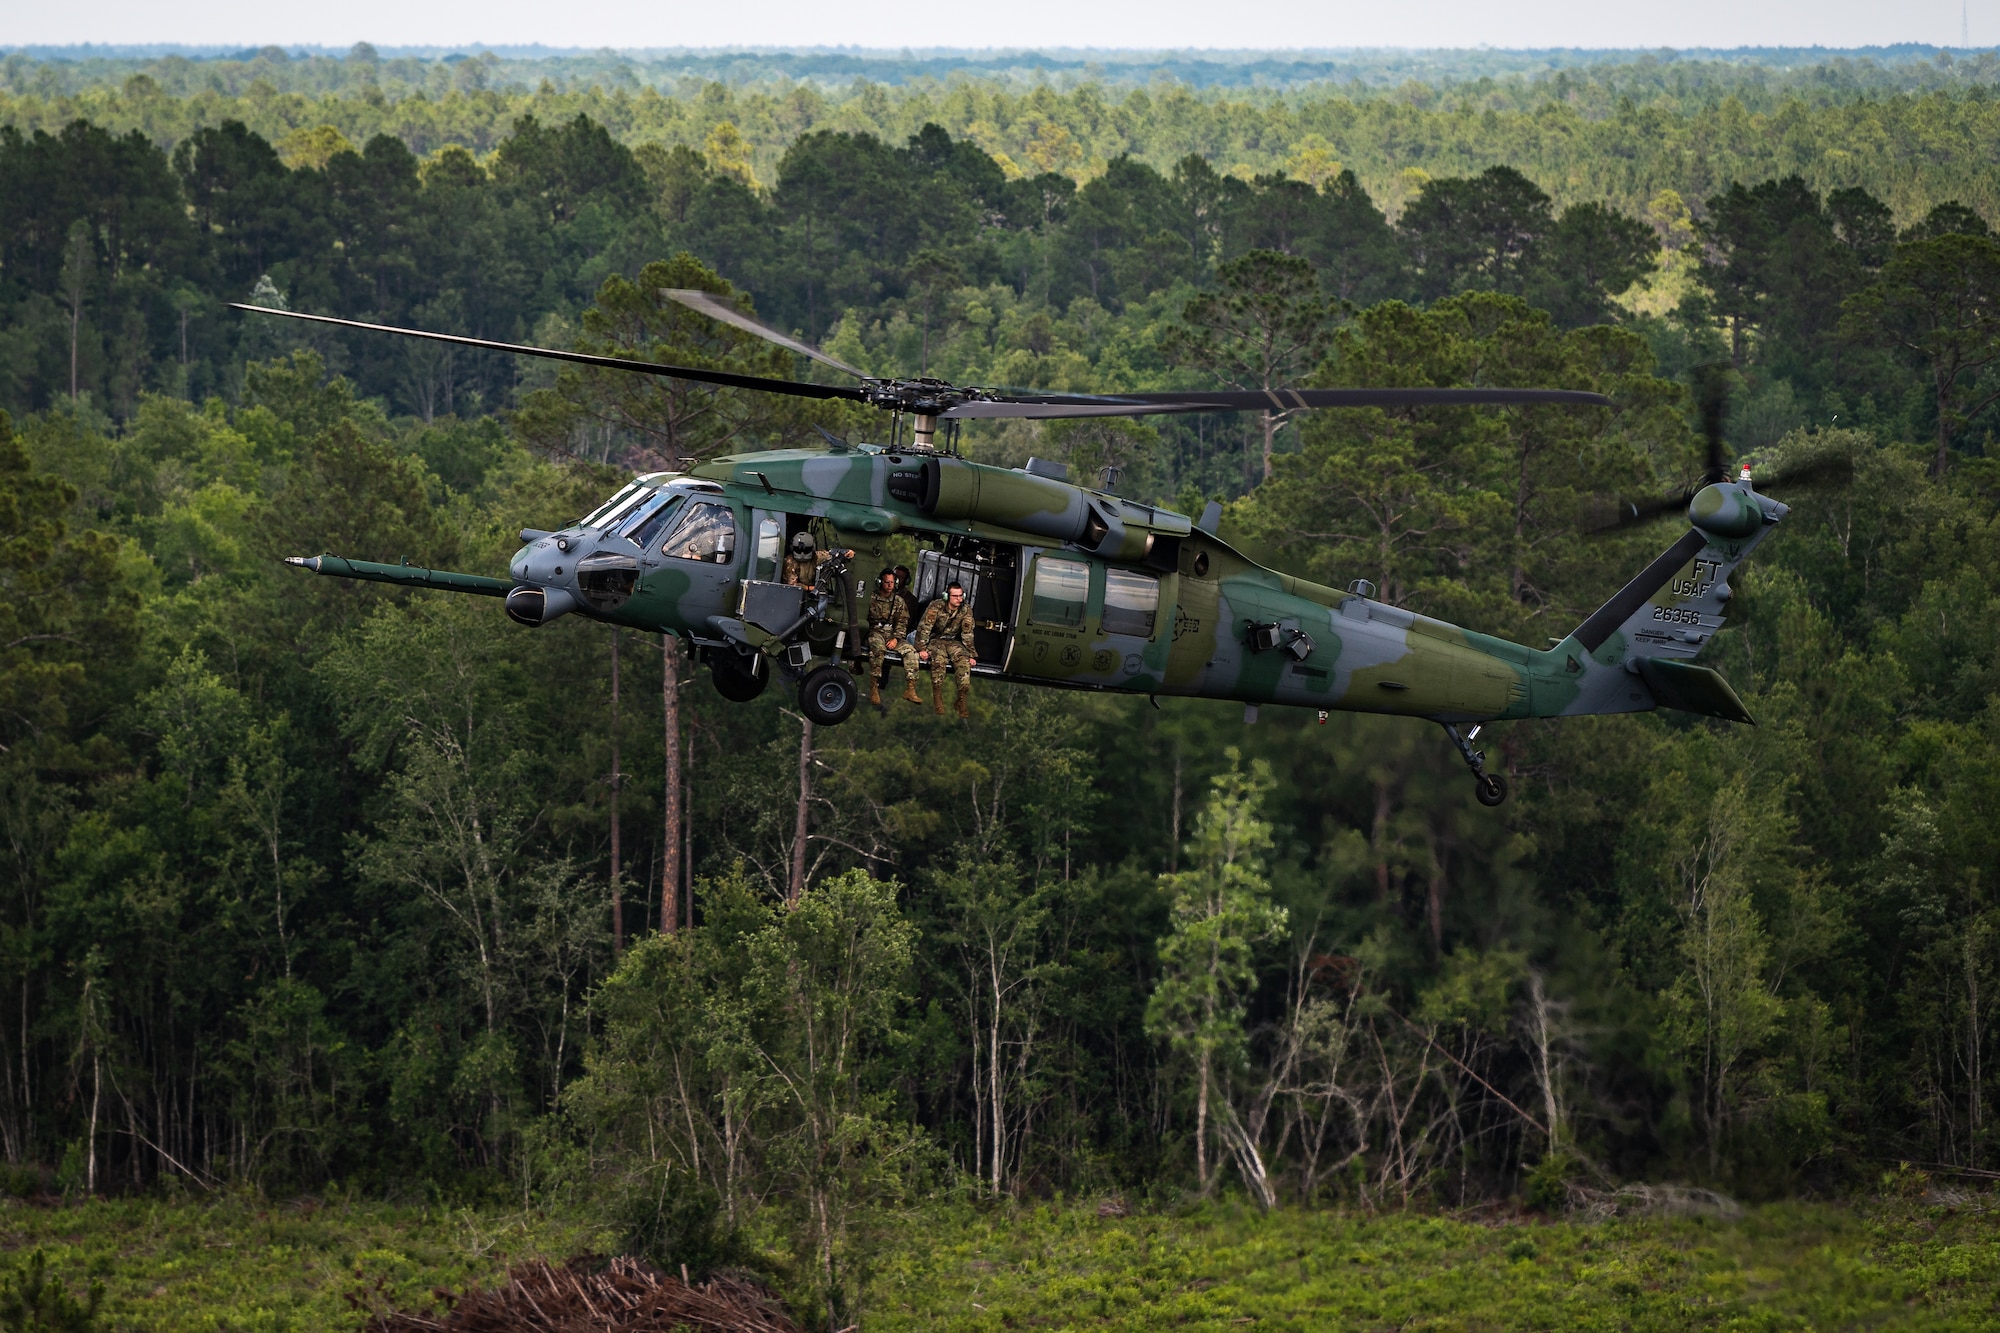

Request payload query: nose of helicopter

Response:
[510,532,576,586]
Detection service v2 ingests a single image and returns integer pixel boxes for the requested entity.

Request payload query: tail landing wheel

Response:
[710,649,769,702]
[1441,722,1508,808]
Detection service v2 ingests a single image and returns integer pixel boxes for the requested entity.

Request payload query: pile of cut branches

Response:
[367,1257,803,1333]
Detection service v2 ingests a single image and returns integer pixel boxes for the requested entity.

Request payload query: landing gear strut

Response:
[1442,722,1508,807]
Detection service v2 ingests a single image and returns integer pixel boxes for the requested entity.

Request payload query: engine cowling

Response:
[920,457,1090,541]
[916,457,1186,561]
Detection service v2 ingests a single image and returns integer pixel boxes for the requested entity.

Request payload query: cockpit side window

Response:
[624,494,686,549]
[661,503,738,564]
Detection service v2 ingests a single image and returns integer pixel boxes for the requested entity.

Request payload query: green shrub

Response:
[0,1250,103,1332]
[1522,1153,1573,1214]
[616,1174,746,1281]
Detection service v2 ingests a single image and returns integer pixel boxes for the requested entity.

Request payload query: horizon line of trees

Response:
[10,59,2000,222]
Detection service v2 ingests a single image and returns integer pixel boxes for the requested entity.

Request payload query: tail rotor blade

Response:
[1750,452,1857,494]
[1689,362,1733,484]
[1585,489,1699,536]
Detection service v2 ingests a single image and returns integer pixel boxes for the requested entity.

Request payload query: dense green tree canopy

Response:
[5,61,2000,1321]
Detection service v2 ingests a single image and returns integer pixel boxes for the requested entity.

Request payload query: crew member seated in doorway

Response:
[864,569,920,708]
[915,580,978,719]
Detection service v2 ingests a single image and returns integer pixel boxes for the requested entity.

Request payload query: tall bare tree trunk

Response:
[968,969,984,1187]
[1967,932,1983,1167]
[661,635,682,934]
[1195,1046,1212,1194]
[1528,972,1562,1152]
[1261,409,1276,482]
[989,961,1005,1194]
[87,1050,100,1195]
[788,718,813,906]
[610,631,623,955]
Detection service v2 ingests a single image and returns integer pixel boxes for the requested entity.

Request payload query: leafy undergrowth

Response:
[869,1196,2000,1331]
[4,1193,1999,1331]
[0,1192,609,1332]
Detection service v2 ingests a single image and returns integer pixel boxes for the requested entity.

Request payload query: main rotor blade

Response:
[227,305,869,404]
[658,289,868,379]
[942,386,1614,420]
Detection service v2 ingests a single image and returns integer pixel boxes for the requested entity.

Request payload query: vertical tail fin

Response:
[1547,480,1785,721]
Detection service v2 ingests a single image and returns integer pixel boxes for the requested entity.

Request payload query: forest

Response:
[5,47,2000,1326]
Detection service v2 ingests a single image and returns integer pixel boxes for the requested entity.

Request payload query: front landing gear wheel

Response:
[1474,772,1508,807]
[799,664,859,727]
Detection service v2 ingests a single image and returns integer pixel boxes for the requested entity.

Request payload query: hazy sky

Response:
[8,0,1986,53]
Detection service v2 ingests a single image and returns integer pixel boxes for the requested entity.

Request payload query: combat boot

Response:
[902,680,923,705]
[955,687,970,720]
[932,682,946,716]
[868,680,882,707]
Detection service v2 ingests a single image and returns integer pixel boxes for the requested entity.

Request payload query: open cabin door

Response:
[914,538,1019,669]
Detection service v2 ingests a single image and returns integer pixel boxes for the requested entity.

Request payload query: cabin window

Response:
[1029,555,1090,628]
[662,503,737,564]
[753,516,782,581]
[1102,569,1159,637]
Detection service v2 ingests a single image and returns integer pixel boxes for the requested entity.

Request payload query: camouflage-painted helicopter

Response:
[236,295,1784,806]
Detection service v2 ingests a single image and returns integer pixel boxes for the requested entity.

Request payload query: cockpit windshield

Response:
[579,483,643,528]
[615,490,675,538]
[624,494,687,549]
[590,486,656,531]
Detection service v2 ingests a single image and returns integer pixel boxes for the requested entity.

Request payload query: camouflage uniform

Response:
[783,551,832,588]
[916,595,978,716]
[864,585,916,704]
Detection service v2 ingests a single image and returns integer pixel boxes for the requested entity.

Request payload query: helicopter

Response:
[235,293,1789,807]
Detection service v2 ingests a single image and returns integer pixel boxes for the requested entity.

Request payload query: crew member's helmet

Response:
[790,531,816,558]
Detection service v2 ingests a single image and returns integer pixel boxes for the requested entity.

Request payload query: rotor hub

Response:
[858,377,983,417]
